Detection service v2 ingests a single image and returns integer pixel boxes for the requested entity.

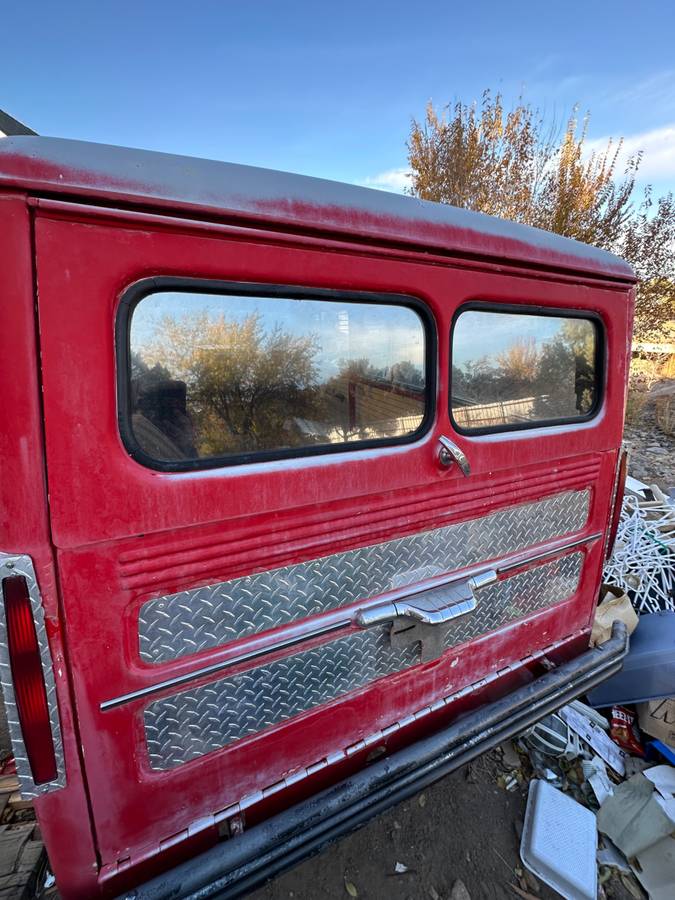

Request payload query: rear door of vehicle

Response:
[34,203,629,873]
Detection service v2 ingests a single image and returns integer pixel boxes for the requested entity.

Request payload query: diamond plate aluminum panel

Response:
[0,553,66,797]
[145,552,582,769]
[139,490,589,664]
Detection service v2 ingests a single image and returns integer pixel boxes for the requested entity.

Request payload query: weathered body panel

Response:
[0,136,634,281]
[0,138,635,898]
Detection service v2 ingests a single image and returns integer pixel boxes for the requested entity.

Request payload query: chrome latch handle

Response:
[355,569,497,629]
[438,436,470,476]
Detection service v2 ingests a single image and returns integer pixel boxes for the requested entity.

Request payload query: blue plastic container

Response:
[587,611,675,708]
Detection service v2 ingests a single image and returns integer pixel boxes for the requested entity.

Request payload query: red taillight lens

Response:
[606,449,628,561]
[2,576,57,784]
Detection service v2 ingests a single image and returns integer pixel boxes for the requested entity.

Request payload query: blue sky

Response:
[3,1,675,197]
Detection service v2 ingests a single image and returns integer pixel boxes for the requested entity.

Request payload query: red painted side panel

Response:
[0,196,99,897]
[29,208,634,896]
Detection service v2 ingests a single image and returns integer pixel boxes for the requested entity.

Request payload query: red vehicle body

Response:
[0,136,634,899]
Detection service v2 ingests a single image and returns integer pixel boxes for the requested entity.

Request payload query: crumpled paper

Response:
[590,584,639,647]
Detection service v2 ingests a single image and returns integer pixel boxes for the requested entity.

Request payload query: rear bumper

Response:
[120,623,628,900]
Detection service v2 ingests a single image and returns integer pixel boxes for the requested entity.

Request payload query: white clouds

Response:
[587,124,675,181]
[606,71,675,116]
[361,167,411,193]
[619,125,675,180]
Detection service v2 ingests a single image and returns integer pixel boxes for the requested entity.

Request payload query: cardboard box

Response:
[637,698,675,748]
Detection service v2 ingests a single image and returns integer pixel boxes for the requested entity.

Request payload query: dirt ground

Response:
[250,754,540,900]
[623,405,675,492]
[623,366,675,492]
[250,751,635,900]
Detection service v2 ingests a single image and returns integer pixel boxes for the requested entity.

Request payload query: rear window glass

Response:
[451,309,600,432]
[124,286,429,468]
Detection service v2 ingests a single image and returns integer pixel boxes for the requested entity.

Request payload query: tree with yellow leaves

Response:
[408,91,674,341]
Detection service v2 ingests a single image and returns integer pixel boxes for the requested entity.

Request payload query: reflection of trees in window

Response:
[135,312,319,456]
[131,310,426,460]
[535,320,596,418]
[452,316,596,428]
[390,360,425,390]
[497,338,540,383]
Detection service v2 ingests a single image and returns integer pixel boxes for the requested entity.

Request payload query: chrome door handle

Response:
[438,436,470,476]
[355,569,497,629]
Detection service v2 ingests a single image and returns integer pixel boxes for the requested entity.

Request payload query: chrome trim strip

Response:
[138,490,591,665]
[143,554,584,768]
[496,532,602,574]
[101,619,349,711]
[101,530,599,712]
[0,553,66,798]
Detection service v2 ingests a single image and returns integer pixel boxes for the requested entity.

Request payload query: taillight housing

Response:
[605,449,628,561]
[2,575,58,784]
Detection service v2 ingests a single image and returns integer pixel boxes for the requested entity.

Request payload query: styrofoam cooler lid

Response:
[521,780,597,900]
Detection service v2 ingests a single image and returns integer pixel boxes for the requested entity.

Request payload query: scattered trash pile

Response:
[498,478,675,899]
